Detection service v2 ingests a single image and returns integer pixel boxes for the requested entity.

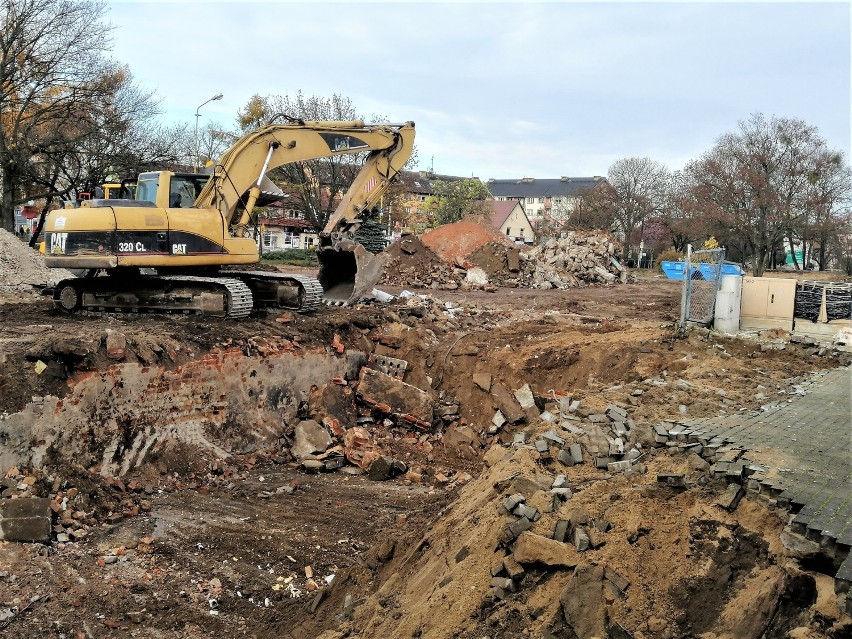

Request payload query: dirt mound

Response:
[420,216,513,263]
[379,235,463,289]
[468,241,523,285]
[0,228,73,298]
[297,431,848,639]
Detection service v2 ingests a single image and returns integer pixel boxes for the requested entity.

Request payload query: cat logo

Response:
[172,243,187,255]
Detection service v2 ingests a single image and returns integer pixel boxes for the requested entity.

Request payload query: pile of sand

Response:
[420,216,513,264]
[0,229,73,297]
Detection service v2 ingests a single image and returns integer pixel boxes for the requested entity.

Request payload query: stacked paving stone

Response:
[517,232,627,289]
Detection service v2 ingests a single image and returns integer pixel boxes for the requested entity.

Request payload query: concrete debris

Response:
[357,367,434,429]
[512,531,581,568]
[716,482,745,512]
[368,353,408,379]
[473,372,492,392]
[0,497,52,543]
[490,382,526,424]
[381,227,629,292]
[657,473,687,488]
[291,420,333,460]
[604,565,630,593]
[367,455,407,481]
[513,383,536,410]
[560,564,606,639]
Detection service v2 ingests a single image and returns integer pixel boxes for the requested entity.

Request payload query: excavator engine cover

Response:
[317,242,387,306]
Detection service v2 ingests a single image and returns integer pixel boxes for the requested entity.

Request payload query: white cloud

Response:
[106,1,851,178]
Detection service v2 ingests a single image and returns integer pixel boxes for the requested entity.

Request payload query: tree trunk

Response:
[786,233,800,270]
[0,159,15,231]
[753,245,768,277]
[817,231,829,271]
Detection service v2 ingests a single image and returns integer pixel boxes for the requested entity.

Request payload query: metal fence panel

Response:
[680,247,726,328]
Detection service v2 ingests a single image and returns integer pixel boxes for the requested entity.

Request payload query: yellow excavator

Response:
[42,119,415,317]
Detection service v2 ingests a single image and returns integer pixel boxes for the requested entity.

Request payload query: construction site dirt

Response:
[1,244,851,638]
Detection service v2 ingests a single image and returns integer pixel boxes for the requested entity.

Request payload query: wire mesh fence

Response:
[679,247,726,328]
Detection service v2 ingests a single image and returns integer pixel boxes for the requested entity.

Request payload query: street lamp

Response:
[194,92,223,172]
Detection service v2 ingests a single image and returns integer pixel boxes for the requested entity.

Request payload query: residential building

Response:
[392,170,476,233]
[487,200,534,244]
[258,217,318,251]
[486,176,608,230]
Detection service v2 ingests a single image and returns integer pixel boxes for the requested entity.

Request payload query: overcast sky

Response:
[106,1,850,180]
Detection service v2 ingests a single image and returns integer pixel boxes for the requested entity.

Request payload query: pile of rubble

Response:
[380,228,628,291]
[314,377,814,639]
[517,231,628,289]
[379,236,464,290]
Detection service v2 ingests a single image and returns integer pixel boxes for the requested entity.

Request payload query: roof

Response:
[487,200,523,229]
[486,177,607,198]
[259,217,316,231]
[397,170,474,196]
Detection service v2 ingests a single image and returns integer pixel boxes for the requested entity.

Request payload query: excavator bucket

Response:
[317,242,388,306]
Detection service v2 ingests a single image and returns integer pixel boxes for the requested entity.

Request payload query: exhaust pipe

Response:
[317,241,388,306]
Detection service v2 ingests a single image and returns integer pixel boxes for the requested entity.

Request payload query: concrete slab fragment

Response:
[513,384,536,410]
[0,498,52,543]
[491,382,526,424]
[358,368,434,428]
[513,532,581,568]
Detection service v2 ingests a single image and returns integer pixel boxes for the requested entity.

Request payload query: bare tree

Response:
[564,181,616,232]
[688,113,849,275]
[0,0,121,229]
[800,150,851,270]
[197,121,236,170]
[597,157,670,260]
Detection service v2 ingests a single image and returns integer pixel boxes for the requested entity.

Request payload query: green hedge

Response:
[260,248,318,266]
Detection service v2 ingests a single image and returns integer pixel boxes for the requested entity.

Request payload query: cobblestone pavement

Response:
[661,366,851,590]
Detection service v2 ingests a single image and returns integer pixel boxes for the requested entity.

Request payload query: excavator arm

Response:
[194,118,414,305]
[196,120,415,236]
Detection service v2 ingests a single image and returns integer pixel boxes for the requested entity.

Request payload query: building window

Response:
[262,234,276,249]
[526,209,533,216]
[526,197,533,204]
[506,228,511,235]
[538,197,544,203]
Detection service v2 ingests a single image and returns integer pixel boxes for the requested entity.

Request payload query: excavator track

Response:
[230,271,323,314]
[53,275,254,319]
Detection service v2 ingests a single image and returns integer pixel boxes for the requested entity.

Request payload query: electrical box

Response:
[714,275,743,333]
[740,277,797,331]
